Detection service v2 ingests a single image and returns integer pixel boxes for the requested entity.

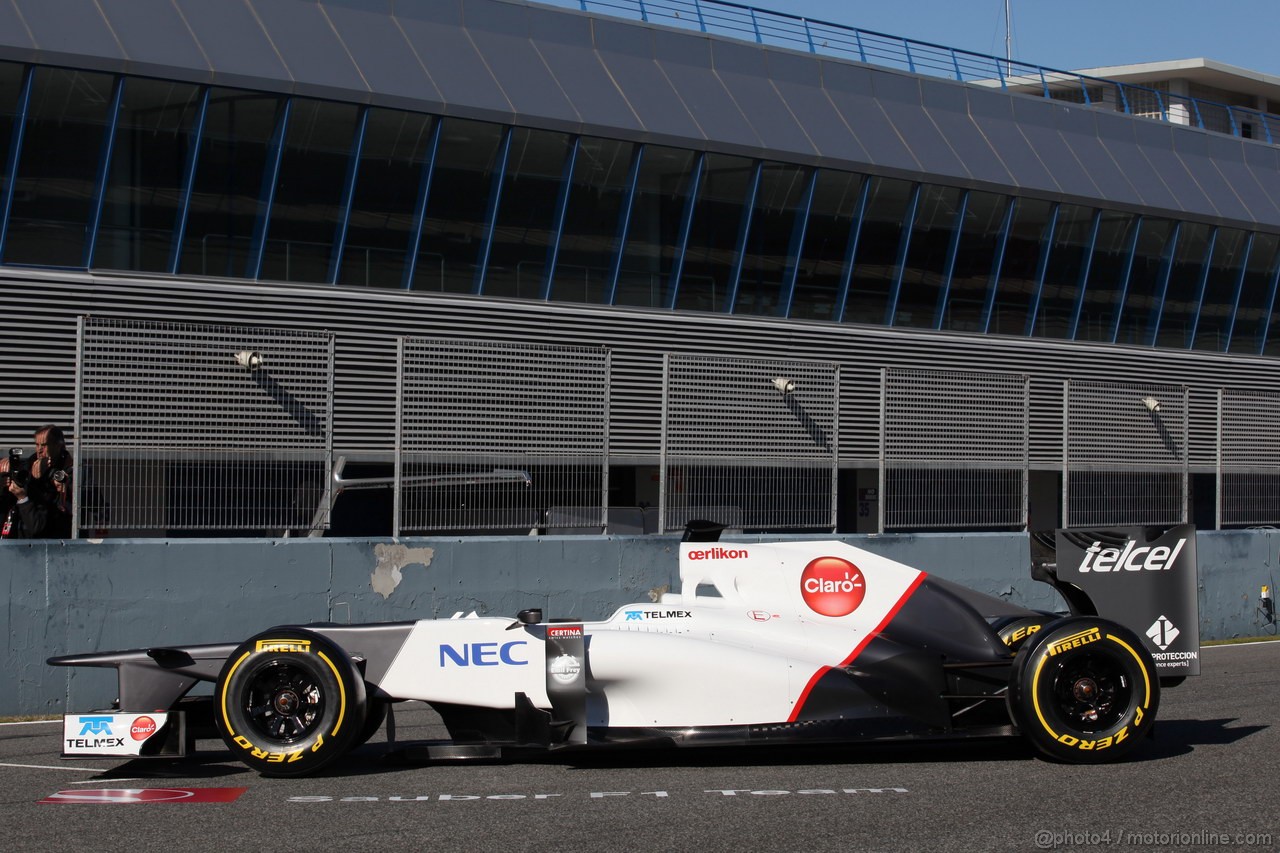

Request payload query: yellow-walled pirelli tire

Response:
[992,615,1048,654]
[1007,616,1159,764]
[215,628,367,777]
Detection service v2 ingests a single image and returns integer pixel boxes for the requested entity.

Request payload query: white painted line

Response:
[0,762,109,772]
[1202,639,1280,649]
[0,719,61,726]
[70,778,140,784]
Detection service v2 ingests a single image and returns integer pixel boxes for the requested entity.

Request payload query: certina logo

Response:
[800,556,866,617]
[547,625,582,638]
[687,547,748,560]
[624,610,693,620]
[77,716,113,737]
[1146,616,1180,650]
[1076,538,1186,573]
[130,716,157,741]
[439,641,528,667]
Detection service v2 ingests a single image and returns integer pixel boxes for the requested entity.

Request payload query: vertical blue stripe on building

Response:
[474,126,513,295]
[724,160,763,313]
[247,98,291,280]
[402,118,442,290]
[328,105,369,286]
[83,75,124,270]
[542,135,580,300]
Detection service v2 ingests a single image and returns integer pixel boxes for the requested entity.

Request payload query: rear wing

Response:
[1031,524,1200,677]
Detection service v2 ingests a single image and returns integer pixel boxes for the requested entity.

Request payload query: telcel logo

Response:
[800,556,866,617]
[439,641,528,667]
[1077,538,1186,573]
[130,716,157,741]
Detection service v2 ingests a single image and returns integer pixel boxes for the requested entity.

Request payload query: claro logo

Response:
[1077,538,1187,573]
[800,556,866,617]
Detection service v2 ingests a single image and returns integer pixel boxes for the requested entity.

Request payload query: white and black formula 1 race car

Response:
[49,525,1195,777]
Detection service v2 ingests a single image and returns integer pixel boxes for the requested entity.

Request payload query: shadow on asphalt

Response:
[96,718,1262,780]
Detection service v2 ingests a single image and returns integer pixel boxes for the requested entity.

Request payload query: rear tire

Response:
[1008,616,1158,764]
[215,628,366,777]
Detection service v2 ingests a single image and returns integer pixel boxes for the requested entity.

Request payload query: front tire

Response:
[215,628,366,777]
[1008,616,1159,763]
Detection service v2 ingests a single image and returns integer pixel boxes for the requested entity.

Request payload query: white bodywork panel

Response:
[378,540,926,728]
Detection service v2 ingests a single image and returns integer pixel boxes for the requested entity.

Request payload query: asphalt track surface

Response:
[3,643,1277,853]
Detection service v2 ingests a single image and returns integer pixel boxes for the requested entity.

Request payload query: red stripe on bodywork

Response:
[787,572,927,723]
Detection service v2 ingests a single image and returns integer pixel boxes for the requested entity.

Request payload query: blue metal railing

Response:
[566,0,1278,144]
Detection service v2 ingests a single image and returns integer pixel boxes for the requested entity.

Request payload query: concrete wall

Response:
[4,531,1276,716]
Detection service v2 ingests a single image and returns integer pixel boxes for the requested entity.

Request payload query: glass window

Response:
[551,136,635,304]
[1193,227,1248,352]
[337,108,435,289]
[4,68,116,266]
[412,118,506,293]
[1115,217,1175,346]
[259,98,361,284]
[1155,222,1212,349]
[1033,204,1094,339]
[987,197,1051,336]
[178,88,286,278]
[790,170,863,322]
[940,191,1009,334]
[844,177,914,325]
[894,184,964,329]
[615,145,698,309]
[481,127,572,299]
[94,78,203,273]
[733,162,811,317]
[1076,210,1138,342]
[0,62,26,234]
[1230,233,1280,356]
[676,153,754,313]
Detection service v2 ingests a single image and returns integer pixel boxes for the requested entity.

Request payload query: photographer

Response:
[2,424,73,539]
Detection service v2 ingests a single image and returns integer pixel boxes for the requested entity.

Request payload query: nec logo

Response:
[1077,538,1187,573]
[439,641,528,667]
[77,716,114,736]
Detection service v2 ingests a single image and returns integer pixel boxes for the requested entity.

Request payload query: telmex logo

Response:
[256,639,312,653]
[800,556,866,617]
[687,547,748,560]
[439,641,528,667]
[78,716,114,736]
[1076,538,1187,573]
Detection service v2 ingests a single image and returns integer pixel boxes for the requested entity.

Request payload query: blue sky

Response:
[545,1,1280,78]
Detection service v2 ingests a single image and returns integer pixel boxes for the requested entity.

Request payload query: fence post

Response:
[72,315,85,539]
[659,354,670,535]
[878,366,886,534]
[393,336,404,539]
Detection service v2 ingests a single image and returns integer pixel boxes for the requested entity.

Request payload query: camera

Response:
[51,469,69,485]
[4,447,27,488]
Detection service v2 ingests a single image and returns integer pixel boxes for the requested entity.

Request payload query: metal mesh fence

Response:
[1063,380,1188,527]
[880,367,1029,531]
[74,317,334,534]
[660,355,838,533]
[396,339,609,534]
[1218,388,1280,528]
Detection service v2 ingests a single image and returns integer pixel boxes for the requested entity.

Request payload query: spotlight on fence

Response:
[1141,396,1161,413]
[235,350,264,371]
[771,377,796,394]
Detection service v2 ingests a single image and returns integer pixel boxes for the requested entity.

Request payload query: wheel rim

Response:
[1049,650,1132,731]
[242,660,326,743]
